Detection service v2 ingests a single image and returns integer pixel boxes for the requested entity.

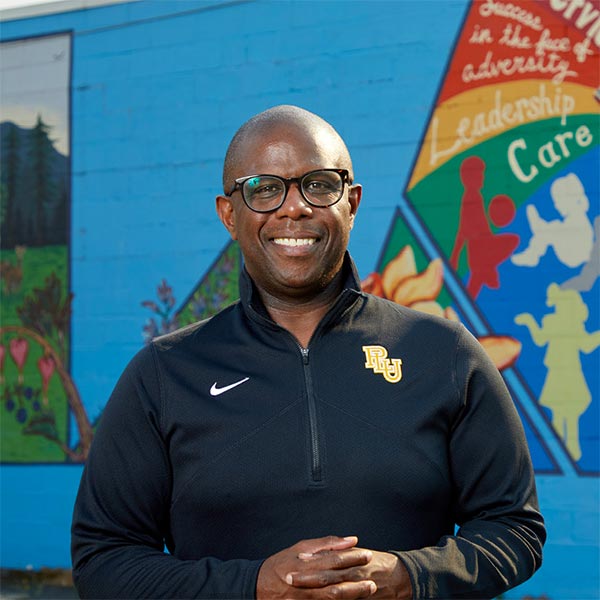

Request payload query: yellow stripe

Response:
[408,80,600,190]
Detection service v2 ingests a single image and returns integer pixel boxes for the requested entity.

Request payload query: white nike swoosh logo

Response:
[210,377,250,396]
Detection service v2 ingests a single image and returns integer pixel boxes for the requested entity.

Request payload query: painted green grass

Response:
[1,245,70,463]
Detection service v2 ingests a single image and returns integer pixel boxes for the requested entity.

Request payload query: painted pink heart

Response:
[38,355,56,389]
[9,338,28,371]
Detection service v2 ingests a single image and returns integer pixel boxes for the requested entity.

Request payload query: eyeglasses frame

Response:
[226,168,352,213]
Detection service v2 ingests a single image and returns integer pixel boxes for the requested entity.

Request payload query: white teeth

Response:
[273,238,316,247]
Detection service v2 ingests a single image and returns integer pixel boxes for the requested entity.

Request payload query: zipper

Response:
[296,292,360,484]
[300,347,322,483]
[246,290,361,484]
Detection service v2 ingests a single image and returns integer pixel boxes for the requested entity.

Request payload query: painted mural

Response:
[0,33,93,463]
[141,241,242,340]
[395,0,599,475]
[142,0,599,479]
[0,0,597,591]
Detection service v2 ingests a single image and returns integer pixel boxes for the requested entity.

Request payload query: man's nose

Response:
[275,182,313,219]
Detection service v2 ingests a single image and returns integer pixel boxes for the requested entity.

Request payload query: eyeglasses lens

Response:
[302,171,343,205]
[243,176,285,212]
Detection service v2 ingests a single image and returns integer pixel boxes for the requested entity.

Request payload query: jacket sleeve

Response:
[392,325,546,599]
[71,345,262,599]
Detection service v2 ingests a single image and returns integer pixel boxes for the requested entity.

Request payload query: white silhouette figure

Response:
[512,173,594,268]
[562,216,600,293]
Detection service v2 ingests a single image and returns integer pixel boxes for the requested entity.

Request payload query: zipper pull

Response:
[301,347,309,365]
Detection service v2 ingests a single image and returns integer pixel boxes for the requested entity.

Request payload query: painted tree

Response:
[28,115,55,246]
[1,123,21,248]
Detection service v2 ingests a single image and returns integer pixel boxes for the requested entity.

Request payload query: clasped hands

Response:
[257,535,412,599]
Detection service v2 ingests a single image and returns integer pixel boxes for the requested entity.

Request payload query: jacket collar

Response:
[238,251,363,321]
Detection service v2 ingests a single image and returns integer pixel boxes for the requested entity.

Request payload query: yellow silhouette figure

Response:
[515,284,600,461]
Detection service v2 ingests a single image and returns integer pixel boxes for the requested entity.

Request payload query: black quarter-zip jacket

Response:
[71,254,545,599]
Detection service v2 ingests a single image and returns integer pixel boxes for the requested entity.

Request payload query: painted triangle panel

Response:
[394,0,599,475]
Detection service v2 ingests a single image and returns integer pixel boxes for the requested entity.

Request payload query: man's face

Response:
[216,124,361,302]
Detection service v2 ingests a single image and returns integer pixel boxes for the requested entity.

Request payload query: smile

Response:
[272,238,317,247]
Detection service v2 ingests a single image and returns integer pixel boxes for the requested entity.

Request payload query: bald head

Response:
[222,105,353,194]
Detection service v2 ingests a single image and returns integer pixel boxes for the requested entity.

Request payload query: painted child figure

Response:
[515,284,600,462]
[512,173,594,268]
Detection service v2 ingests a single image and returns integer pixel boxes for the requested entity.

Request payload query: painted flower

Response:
[37,355,56,392]
[9,338,29,383]
[361,245,521,371]
[157,279,174,306]
[141,300,159,313]
[160,318,179,335]
[142,318,159,344]
[9,338,28,370]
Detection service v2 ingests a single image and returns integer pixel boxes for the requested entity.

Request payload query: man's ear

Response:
[348,184,362,230]
[216,195,238,240]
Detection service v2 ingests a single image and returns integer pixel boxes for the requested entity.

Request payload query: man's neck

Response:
[258,272,345,349]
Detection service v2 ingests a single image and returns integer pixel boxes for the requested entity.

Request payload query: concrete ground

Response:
[0,570,77,599]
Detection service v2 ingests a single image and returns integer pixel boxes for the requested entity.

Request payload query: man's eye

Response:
[253,184,281,196]
[306,180,336,193]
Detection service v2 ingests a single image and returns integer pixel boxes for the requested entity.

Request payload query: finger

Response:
[295,548,373,571]
[317,580,377,599]
[286,558,372,588]
[296,535,358,558]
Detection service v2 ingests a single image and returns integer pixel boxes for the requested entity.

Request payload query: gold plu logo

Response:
[362,345,403,383]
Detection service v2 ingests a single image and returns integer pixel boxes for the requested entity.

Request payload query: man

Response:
[71,105,545,599]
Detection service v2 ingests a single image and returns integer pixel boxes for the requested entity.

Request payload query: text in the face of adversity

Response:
[419,0,597,187]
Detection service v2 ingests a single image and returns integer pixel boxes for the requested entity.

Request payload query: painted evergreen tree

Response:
[28,115,55,246]
[1,123,20,248]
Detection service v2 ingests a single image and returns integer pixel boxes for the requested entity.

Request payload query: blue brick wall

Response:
[1,1,598,598]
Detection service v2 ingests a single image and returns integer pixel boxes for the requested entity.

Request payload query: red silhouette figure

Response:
[449,156,519,298]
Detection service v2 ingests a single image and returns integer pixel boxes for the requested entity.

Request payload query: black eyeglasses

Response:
[226,169,351,213]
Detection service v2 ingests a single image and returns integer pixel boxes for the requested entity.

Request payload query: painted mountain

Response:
[0,119,69,249]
